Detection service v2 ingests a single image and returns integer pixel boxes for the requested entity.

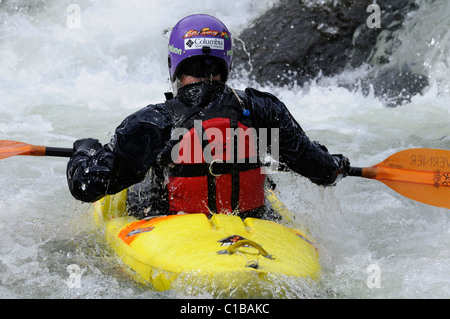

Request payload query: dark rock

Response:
[355,64,429,107]
[232,0,427,106]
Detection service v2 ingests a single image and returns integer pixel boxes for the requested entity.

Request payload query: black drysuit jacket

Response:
[66,82,346,205]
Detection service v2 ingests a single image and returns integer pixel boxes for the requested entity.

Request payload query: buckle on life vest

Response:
[209,159,224,177]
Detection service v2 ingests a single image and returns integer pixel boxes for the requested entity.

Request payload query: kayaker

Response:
[66,14,350,219]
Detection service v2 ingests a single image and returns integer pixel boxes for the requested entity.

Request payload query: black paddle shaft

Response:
[45,147,73,158]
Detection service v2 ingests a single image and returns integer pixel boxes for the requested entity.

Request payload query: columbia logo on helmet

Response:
[186,39,194,48]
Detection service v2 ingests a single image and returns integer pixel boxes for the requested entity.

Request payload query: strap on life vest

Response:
[168,161,261,177]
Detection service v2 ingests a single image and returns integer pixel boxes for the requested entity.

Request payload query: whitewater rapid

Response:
[0,0,449,298]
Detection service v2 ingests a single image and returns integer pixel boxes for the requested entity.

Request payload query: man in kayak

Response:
[66,14,350,219]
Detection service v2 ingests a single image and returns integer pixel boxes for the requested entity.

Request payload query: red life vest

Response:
[166,97,266,216]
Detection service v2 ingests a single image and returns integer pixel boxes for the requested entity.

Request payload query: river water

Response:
[0,0,449,299]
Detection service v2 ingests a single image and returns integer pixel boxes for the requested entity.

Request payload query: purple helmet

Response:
[168,14,232,82]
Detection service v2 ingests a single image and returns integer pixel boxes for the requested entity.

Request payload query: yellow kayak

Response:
[93,189,320,297]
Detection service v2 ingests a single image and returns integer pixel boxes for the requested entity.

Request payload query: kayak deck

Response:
[93,189,320,296]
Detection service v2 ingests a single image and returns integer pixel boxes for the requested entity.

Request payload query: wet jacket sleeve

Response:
[66,104,172,202]
[245,88,345,186]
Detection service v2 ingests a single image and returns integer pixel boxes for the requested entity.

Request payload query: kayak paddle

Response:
[1,140,448,209]
[348,148,450,209]
[0,140,72,160]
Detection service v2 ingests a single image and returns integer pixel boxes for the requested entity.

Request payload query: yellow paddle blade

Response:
[0,140,46,160]
[362,148,450,209]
